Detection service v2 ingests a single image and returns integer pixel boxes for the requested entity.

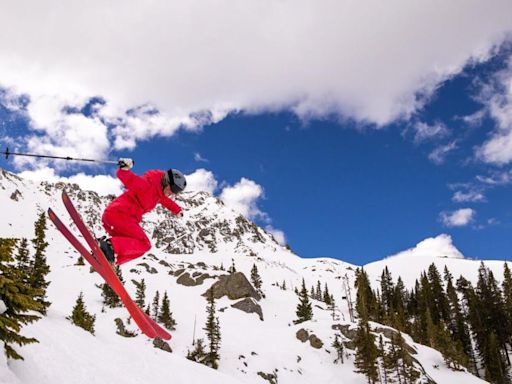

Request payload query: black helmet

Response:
[167,169,187,194]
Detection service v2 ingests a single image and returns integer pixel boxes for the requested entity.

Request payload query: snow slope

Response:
[0,169,497,384]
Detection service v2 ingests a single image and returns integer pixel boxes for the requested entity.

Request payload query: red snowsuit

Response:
[102,168,182,265]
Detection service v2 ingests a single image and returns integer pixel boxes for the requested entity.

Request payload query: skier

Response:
[97,158,186,265]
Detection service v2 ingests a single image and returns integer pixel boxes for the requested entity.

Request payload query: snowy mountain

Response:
[0,168,506,384]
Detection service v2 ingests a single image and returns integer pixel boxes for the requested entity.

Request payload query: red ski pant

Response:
[102,209,151,265]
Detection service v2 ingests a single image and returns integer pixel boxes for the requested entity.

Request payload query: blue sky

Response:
[0,2,512,265]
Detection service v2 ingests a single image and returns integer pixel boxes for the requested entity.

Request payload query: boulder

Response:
[231,298,264,321]
[177,272,197,286]
[203,272,261,301]
[296,329,309,343]
[309,334,323,349]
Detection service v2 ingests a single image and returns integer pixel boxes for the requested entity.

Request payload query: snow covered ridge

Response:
[0,168,503,384]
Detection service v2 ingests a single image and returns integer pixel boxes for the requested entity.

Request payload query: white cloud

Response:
[18,167,122,196]
[0,0,510,151]
[439,208,476,227]
[219,178,266,220]
[476,56,512,164]
[412,121,449,143]
[476,170,512,185]
[428,141,458,164]
[194,153,209,163]
[265,225,287,246]
[185,169,218,194]
[452,190,486,203]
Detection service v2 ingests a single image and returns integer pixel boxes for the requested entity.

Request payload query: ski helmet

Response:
[167,169,187,194]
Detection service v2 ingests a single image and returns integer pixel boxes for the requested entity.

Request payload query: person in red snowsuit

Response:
[99,158,187,265]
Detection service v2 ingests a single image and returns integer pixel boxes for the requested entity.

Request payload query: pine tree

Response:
[315,280,322,301]
[15,238,31,278]
[134,279,146,308]
[323,283,332,305]
[68,292,96,335]
[152,291,160,320]
[377,335,389,384]
[250,263,262,290]
[0,238,42,360]
[483,332,508,384]
[332,334,344,364]
[355,268,377,322]
[30,212,51,314]
[353,318,379,383]
[101,265,123,308]
[295,278,313,323]
[187,338,206,363]
[228,258,236,274]
[380,266,394,322]
[158,291,176,330]
[203,289,221,369]
[427,263,449,324]
[502,263,512,353]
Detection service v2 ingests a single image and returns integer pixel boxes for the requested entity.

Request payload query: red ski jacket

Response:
[106,169,182,222]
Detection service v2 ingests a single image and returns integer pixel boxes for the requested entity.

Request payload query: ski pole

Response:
[1,147,119,165]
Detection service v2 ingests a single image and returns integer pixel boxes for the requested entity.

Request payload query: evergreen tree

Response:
[445,267,472,369]
[315,280,322,301]
[152,290,160,320]
[377,335,389,384]
[30,212,51,315]
[380,266,394,321]
[203,289,221,369]
[158,291,176,330]
[323,283,332,305]
[392,277,407,332]
[483,332,508,384]
[332,334,344,364]
[503,263,512,352]
[187,338,206,363]
[101,265,123,308]
[15,238,31,278]
[476,263,511,367]
[427,263,449,324]
[68,292,95,335]
[134,279,146,308]
[250,263,262,289]
[353,315,379,383]
[0,238,42,360]
[228,258,236,274]
[295,278,313,323]
[355,268,377,322]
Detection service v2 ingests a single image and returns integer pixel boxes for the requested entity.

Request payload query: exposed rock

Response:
[153,337,172,353]
[332,324,358,340]
[10,189,22,201]
[373,326,417,355]
[174,268,186,277]
[296,329,309,343]
[195,273,212,285]
[231,298,264,321]
[203,272,261,301]
[309,334,323,349]
[136,262,158,274]
[159,260,171,268]
[257,371,278,384]
[177,272,197,286]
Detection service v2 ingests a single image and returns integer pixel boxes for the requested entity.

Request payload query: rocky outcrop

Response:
[231,298,264,321]
[176,272,213,286]
[296,329,323,349]
[203,272,260,301]
[153,337,172,353]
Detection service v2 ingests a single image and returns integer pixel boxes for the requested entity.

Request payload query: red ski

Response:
[48,191,171,340]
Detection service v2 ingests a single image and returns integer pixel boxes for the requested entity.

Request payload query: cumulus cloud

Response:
[219,178,266,220]
[439,208,476,227]
[265,225,287,246]
[185,169,218,194]
[0,0,510,150]
[18,167,122,196]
